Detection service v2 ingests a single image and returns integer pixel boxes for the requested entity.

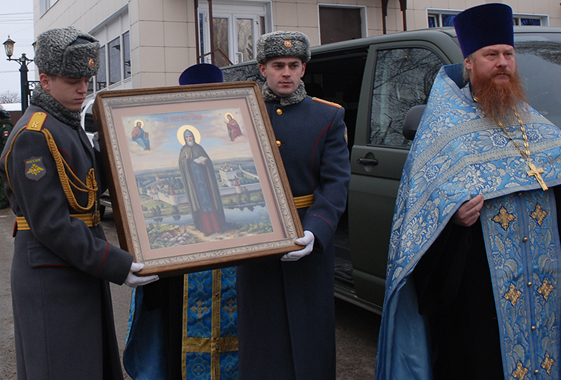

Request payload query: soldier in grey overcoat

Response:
[0,26,158,380]
[236,31,350,379]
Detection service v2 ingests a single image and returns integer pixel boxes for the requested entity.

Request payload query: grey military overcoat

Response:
[0,105,134,380]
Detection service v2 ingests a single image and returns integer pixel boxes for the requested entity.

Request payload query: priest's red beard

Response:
[471,68,527,120]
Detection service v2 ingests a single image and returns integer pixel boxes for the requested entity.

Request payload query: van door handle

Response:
[357,157,378,166]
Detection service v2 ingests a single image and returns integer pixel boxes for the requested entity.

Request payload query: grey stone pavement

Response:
[0,207,379,379]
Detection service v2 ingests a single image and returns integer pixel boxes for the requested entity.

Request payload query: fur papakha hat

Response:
[256,31,311,64]
[34,26,100,78]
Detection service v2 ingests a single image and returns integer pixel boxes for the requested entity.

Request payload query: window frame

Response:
[427,9,549,28]
[198,1,271,65]
[39,0,59,16]
[88,6,131,96]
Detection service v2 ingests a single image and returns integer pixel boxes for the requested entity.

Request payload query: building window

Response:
[95,48,107,93]
[93,31,130,93]
[514,17,542,26]
[428,10,548,28]
[123,31,131,79]
[108,37,122,85]
[88,7,130,96]
[427,12,457,27]
[319,6,364,44]
[198,1,271,66]
[40,0,59,16]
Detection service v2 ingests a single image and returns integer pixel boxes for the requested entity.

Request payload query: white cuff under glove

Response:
[124,262,159,288]
[281,230,315,261]
[92,132,100,152]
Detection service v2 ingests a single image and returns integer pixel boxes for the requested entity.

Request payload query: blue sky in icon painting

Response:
[122,107,253,173]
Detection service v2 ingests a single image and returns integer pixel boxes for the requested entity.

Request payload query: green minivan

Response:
[223,26,561,313]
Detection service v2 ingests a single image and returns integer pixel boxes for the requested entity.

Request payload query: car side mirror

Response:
[402,104,426,141]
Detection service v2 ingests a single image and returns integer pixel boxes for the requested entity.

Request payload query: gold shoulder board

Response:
[26,112,47,131]
[312,97,342,108]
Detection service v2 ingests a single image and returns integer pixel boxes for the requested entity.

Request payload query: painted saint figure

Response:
[178,128,226,235]
[225,114,242,141]
[132,120,150,150]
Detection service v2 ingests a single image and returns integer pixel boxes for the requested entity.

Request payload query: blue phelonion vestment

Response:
[123,269,238,380]
[375,64,561,380]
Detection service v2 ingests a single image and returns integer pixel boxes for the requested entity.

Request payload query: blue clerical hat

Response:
[453,3,514,58]
[178,63,223,85]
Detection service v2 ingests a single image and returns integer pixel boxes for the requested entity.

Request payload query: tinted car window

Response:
[515,34,561,127]
[370,47,443,148]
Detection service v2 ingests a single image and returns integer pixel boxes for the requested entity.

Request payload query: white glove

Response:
[281,230,315,261]
[124,262,159,288]
[93,132,100,152]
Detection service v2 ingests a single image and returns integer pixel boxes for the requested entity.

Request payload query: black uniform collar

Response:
[31,85,82,129]
[262,80,307,107]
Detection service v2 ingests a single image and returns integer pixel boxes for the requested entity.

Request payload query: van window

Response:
[370,48,443,148]
[515,36,561,128]
[303,50,368,149]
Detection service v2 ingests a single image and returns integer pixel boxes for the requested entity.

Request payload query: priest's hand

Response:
[124,262,159,288]
[281,230,315,261]
[452,194,484,227]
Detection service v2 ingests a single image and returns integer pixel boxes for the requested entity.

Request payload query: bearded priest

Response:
[376,3,561,380]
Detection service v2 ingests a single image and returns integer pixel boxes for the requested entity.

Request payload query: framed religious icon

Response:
[93,81,303,276]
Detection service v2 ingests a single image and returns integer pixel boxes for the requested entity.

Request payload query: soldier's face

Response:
[40,73,90,112]
[259,57,306,98]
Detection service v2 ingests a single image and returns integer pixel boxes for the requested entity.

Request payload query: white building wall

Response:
[32,0,561,91]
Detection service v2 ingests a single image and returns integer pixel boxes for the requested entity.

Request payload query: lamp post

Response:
[3,36,35,113]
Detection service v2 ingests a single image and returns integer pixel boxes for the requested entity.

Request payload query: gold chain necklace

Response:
[492,110,549,191]
[472,96,548,190]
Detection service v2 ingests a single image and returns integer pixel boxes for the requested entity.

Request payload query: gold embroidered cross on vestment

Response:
[191,300,209,318]
[538,278,554,301]
[512,361,529,379]
[531,204,548,226]
[493,206,515,230]
[504,283,522,306]
[542,353,555,374]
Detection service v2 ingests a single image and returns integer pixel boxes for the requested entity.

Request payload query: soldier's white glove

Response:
[93,132,100,152]
[281,230,314,261]
[125,262,159,288]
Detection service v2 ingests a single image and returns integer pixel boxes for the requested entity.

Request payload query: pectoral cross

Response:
[527,162,549,191]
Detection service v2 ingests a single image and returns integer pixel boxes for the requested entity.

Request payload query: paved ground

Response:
[0,207,380,379]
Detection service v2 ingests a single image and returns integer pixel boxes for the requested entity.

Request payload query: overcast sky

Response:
[0,0,35,99]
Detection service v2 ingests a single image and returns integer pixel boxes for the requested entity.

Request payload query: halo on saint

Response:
[177,125,202,146]
[224,112,234,122]
[134,119,145,128]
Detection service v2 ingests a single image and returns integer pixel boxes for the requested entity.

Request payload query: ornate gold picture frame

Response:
[93,82,303,276]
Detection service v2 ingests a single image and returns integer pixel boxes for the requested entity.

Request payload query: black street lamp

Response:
[3,36,36,113]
